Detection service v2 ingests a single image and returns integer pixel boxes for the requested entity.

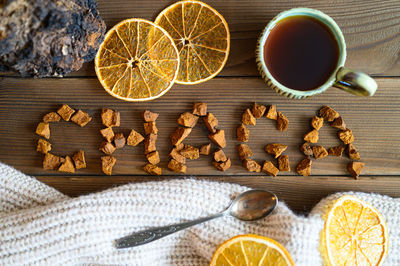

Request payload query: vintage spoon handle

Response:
[115,212,224,249]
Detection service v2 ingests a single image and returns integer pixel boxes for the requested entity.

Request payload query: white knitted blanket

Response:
[0,162,399,266]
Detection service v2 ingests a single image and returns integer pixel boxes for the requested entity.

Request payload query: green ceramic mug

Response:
[256,8,377,99]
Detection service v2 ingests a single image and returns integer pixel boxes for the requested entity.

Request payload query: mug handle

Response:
[333,67,377,96]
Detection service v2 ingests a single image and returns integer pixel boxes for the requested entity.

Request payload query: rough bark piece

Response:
[242,108,256,125]
[208,129,226,148]
[203,113,218,133]
[146,151,160,165]
[169,148,186,164]
[99,141,116,155]
[57,104,75,121]
[199,143,211,155]
[236,124,250,142]
[0,0,106,77]
[58,156,75,173]
[319,106,339,122]
[252,103,266,118]
[338,129,354,144]
[300,142,314,156]
[192,102,207,116]
[347,162,365,179]
[127,129,144,146]
[311,116,324,130]
[72,150,86,169]
[144,134,157,154]
[276,112,289,131]
[296,158,312,176]
[265,144,287,158]
[328,146,345,157]
[347,144,360,160]
[331,116,346,130]
[100,127,114,143]
[101,156,116,175]
[180,145,200,160]
[265,105,277,120]
[237,144,253,160]
[178,112,199,128]
[171,127,192,146]
[262,161,279,177]
[71,110,92,127]
[43,153,64,170]
[101,108,120,127]
[113,133,126,149]
[242,159,261,172]
[143,163,162,175]
[303,129,319,143]
[312,146,328,159]
[43,112,60,123]
[278,155,290,172]
[36,139,51,154]
[36,122,50,139]
[168,159,187,173]
[142,110,159,122]
[143,122,158,135]
[213,149,227,162]
[213,158,231,171]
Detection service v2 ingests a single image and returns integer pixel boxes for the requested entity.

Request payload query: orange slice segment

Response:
[95,19,179,101]
[210,234,295,266]
[322,195,389,266]
[155,0,230,84]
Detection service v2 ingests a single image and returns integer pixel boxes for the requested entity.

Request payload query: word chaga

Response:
[36,104,90,173]
[237,103,290,176]
[169,102,231,173]
[297,106,363,178]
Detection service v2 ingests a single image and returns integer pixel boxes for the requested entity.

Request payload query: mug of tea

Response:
[256,8,377,99]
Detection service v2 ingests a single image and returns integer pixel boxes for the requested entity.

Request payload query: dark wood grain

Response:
[0,77,399,176]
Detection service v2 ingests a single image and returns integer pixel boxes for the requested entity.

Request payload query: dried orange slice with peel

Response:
[95,18,179,101]
[155,0,230,84]
[210,234,294,266]
[322,195,389,266]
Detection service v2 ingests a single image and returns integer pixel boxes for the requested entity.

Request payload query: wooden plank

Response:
[2,0,399,77]
[0,77,399,176]
[36,175,400,213]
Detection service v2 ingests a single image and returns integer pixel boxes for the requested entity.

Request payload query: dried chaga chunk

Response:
[180,145,199,160]
[178,112,199,128]
[276,112,289,131]
[43,153,64,170]
[72,150,86,169]
[71,110,92,127]
[319,106,339,122]
[171,127,192,146]
[347,143,360,160]
[328,145,345,157]
[36,139,51,154]
[237,144,253,160]
[146,151,160,165]
[100,127,114,142]
[143,163,162,175]
[338,129,354,144]
[311,116,324,130]
[208,129,226,148]
[236,124,250,142]
[142,110,159,122]
[43,112,60,122]
[101,108,120,127]
[36,122,50,139]
[242,108,256,125]
[262,161,279,177]
[199,143,211,155]
[303,129,319,143]
[252,103,266,118]
[144,134,157,154]
[99,141,116,155]
[113,133,126,149]
[347,162,365,179]
[168,159,187,173]
[300,142,314,156]
[58,156,75,173]
[0,0,106,77]
[143,122,158,135]
[331,117,346,130]
[203,113,218,133]
[242,159,261,172]
[213,149,227,162]
[213,158,231,171]
[265,144,287,158]
[169,148,186,164]
[312,145,328,159]
[192,102,207,116]
[278,155,290,172]
[127,129,144,146]
[296,158,312,176]
[57,105,75,121]
[101,156,116,175]
[265,105,277,120]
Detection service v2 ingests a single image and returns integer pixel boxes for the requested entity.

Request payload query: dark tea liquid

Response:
[264,16,339,91]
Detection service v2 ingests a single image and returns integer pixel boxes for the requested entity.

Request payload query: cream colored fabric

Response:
[0,162,399,265]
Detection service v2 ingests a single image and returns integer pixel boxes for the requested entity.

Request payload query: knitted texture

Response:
[0,162,398,265]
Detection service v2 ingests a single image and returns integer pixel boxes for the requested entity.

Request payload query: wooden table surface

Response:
[1,0,399,213]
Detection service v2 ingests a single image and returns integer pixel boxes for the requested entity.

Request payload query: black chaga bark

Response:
[0,0,106,77]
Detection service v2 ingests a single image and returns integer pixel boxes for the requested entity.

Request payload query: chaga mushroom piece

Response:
[0,0,106,77]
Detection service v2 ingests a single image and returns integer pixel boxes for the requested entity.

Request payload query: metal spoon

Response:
[115,189,278,249]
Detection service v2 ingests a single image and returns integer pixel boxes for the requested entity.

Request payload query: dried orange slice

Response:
[155,0,230,84]
[322,195,389,266]
[95,19,179,101]
[210,234,294,266]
